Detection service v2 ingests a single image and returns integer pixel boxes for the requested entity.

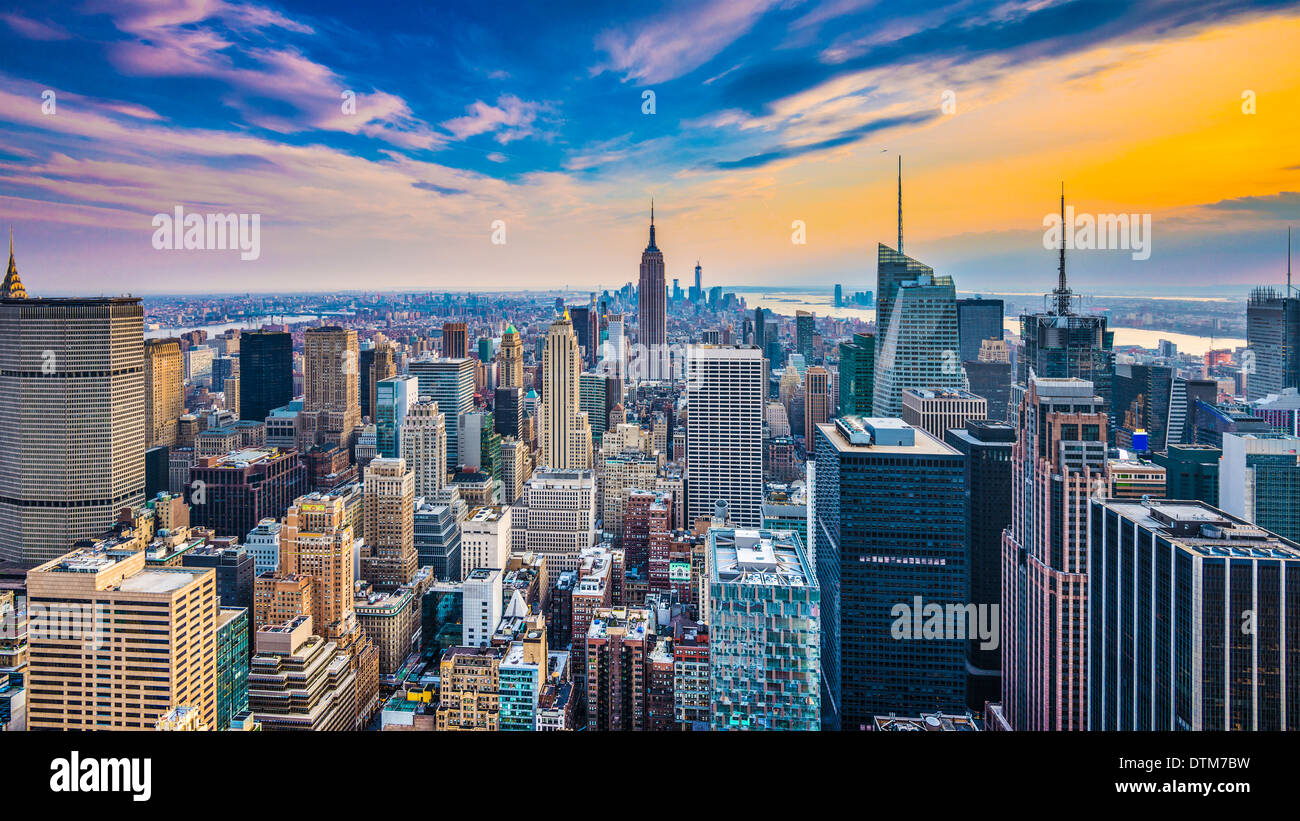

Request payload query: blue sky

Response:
[1,0,1297,295]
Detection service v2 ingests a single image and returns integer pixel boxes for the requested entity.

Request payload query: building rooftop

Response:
[820,417,957,456]
[708,528,813,589]
[1104,500,1300,560]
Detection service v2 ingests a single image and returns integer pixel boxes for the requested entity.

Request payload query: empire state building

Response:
[638,202,666,348]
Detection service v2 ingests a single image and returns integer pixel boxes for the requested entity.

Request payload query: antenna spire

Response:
[648,198,657,250]
[897,155,903,254]
[1054,182,1072,315]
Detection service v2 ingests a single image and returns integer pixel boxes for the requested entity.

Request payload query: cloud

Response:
[1200,191,1300,220]
[2,13,72,40]
[440,94,545,144]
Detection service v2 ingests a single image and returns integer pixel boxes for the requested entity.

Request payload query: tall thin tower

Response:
[638,201,667,349]
[541,311,581,470]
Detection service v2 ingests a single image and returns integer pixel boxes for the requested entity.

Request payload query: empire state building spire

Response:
[646,199,658,252]
[638,200,666,349]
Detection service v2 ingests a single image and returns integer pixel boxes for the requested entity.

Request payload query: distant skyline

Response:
[1,0,1298,295]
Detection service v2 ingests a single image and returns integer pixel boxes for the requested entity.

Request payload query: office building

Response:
[510,469,597,579]
[1219,432,1300,542]
[375,376,418,458]
[957,298,1004,363]
[189,448,305,540]
[541,312,582,470]
[1154,444,1221,507]
[838,332,874,417]
[464,567,503,647]
[415,494,463,581]
[461,506,512,577]
[361,457,417,590]
[302,327,361,451]
[945,420,1015,709]
[435,646,503,730]
[873,273,965,418]
[216,607,250,731]
[1246,286,1300,401]
[26,545,218,729]
[442,321,468,359]
[409,357,474,470]
[245,518,282,574]
[902,387,987,441]
[239,331,292,425]
[498,324,524,389]
[1002,375,1108,731]
[1089,500,1300,730]
[145,338,184,448]
[181,543,255,614]
[247,616,357,731]
[812,417,967,730]
[685,346,764,528]
[638,204,667,350]
[401,396,448,498]
[803,366,832,443]
[707,527,820,730]
[0,296,145,566]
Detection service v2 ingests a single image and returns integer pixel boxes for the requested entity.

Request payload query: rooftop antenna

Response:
[1289,226,1294,296]
[1052,182,1072,315]
[897,155,903,254]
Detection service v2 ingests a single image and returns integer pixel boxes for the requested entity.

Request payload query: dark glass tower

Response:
[945,419,1015,710]
[837,332,874,416]
[239,330,292,425]
[812,416,968,730]
[957,297,1004,363]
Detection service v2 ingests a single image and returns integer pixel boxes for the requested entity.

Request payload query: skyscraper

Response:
[1219,431,1300,542]
[1246,286,1300,401]
[409,357,474,470]
[239,330,292,425]
[838,332,874,417]
[874,158,936,359]
[510,469,597,579]
[26,545,218,729]
[145,337,184,448]
[873,273,966,418]
[638,202,666,349]
[1015,190,1114,421]
[497,324,524,389]
[303,326,361,450]
[803,366,832,443]
[812,416,967,730]
[957,298,1005,363]
[685,345,764,528]
[0,295,145,565]
[795,311,815,363]
[1089,499,1300,730]
[400,396,447,497]
[362,457,416,590]
[541,312,582,470]
[442,321,468,359]
[2,231,26,299]
[945,419,1015,709]
[1002,375,1108,731]
[375,375,417,458]
[707,527,821,731]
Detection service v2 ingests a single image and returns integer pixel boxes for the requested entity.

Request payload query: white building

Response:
[509,469,596,580]
[460,505,512,578]
[685,345,764,528]
[401,396,447,498]
[462,567,503,648]
[245,518,282,574]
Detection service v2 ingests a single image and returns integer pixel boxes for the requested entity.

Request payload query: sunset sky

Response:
[1,0,1297,296]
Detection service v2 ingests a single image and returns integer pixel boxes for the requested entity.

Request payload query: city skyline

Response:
[1,1,1298,295]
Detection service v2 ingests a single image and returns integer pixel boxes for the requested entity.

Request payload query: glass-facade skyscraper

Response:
[240,330,293,426]
[812,416,967,730]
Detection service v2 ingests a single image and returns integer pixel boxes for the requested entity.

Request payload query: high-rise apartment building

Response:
[1002,375,1108,731]
[362,457,416,590]
[26,545,218,729]
[638,205,666,350]
[497,324,524,389]
[409,357,474,470]
[707,527,820,730]
[585,607,653,731]
[685,345,764,528]
[303,326,361,450]
[145,338,184,448]
[188,447,305,540]
[1089,500,1300,730]
[812,417,967,730]
[0,296,145,565]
